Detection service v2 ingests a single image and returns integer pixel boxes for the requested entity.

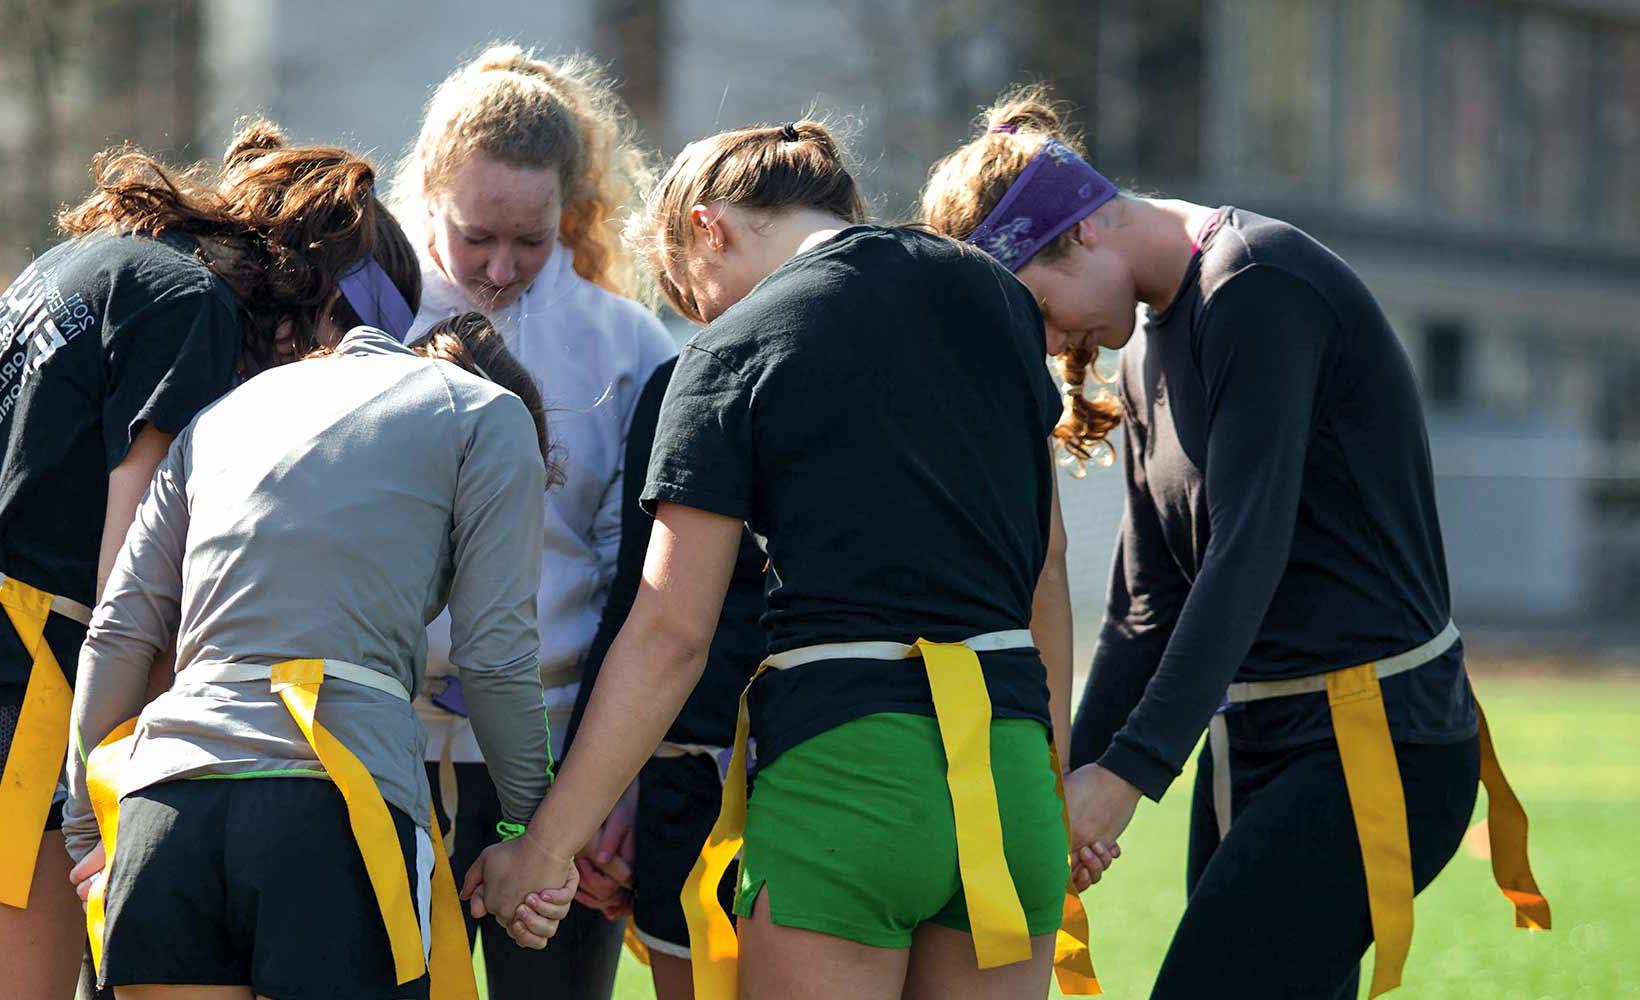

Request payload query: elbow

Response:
[1045,533,1069,573]
[1038,536,1070,591]
[621,607,713,682]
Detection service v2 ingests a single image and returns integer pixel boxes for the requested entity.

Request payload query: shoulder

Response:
[43,231,230,310]
[857,226,1040,323]
[1201,264,1340,337]
[807,225,1005,290]
[434,359,541,452]
[1198,210,1347,320]
[113,231,229,304]
[560,265,676,352]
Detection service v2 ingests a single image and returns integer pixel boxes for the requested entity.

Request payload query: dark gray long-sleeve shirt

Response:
[1069,208,1476,800]
[63,327,552,860]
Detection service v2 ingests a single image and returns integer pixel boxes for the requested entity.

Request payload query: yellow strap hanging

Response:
[425,803,480,1000]
[623,918,653,966]
[82,661,475,996]
[915,639,1033,968]
[270,659,426,986]
[1047,744,1101,995]
[1326,662,1414,999]
[683,640,1096,999]
[681,665,761,1000]
[1212,648,1548,997]
[83,717,138,971]
[1474,696,1551,931]
[0,576,75,909]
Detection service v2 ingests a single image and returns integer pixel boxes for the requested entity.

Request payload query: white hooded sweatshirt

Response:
[410,244,676,763]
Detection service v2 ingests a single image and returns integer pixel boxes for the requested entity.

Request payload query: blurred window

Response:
[1237,0,1329,185]
[1135,0,1204,184]
[1423,318,1469,407]
[1517,10,1594,235]
[1337,0,1418,210]
[1427,4,1506,221]
[1593,27,1640,243]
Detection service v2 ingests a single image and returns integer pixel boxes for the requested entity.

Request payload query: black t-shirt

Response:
[0,231,241,687]
[1069,207,1477,800]
[642,226,1061,765]
[565,357,767,751]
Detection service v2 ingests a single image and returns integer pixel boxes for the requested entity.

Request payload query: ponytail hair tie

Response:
[780,123,801,142]
[990,122,1019,134]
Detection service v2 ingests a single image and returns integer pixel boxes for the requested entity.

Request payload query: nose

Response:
[485,248,517,289]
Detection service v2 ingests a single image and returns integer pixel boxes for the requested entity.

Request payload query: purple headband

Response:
[965,138,1117,272]
[338,258,415,342]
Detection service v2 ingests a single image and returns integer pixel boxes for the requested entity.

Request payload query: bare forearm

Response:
[97,426,174,599]
[1032,550,1074,767]
[524,620,707,859]
[1033,462,1074,767]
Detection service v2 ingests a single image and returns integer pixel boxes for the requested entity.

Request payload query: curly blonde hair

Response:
[395,43,653,299]
[921,84,1122,474]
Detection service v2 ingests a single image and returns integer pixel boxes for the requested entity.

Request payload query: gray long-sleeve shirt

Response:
[62,327,552,861]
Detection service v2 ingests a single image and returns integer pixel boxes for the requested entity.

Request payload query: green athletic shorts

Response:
[734,711,1069,949]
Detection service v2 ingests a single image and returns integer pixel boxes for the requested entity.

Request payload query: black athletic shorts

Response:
[633,753,738,956]
[0,681,64,830]
[100,777,433,1000]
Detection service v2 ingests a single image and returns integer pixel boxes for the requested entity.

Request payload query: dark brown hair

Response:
[409,311,562,488]
[628,119,869,322]
[59,119,420,374]
[921,85,1121,474]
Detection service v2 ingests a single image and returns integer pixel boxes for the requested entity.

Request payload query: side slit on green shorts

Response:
[733,711,1069,949]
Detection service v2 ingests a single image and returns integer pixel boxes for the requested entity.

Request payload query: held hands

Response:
[574,780,639,919]
[69,843,106,903]
[1063,763,1142,891]
[461,833,578,948]
[507,880,580,949]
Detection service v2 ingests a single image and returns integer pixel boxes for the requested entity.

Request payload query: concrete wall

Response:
[200,0,599,168]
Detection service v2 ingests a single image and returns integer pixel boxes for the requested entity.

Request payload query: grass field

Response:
[478,672,1637,999]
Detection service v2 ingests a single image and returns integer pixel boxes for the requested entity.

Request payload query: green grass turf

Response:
[481,674,1636,999]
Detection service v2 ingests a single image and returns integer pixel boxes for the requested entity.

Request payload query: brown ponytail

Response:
[409,311,561,488]
[921,85,1121,474]
[628,119,869,322]
[59,118,419,372]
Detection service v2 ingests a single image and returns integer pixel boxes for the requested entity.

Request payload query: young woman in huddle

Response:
[562,349,768,1000]
[392,45,675,999]
[922,87,1545,999]
[468,120,1103,1000]
[0,121,418,1000]
[62,310,575,1000]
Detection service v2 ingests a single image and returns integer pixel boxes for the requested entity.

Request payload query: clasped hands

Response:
[459,765,1140,948]
[461,782,638,949]
[1063,762,1143,891]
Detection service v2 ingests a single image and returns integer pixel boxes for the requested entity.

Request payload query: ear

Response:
[1069,213,1100,250]
[689,203,728,253]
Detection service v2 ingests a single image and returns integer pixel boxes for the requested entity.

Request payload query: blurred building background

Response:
[2,0,1636,639]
